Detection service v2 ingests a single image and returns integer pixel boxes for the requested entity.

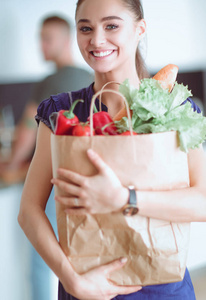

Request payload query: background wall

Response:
[143,0,206,72]
[0,0,206,83]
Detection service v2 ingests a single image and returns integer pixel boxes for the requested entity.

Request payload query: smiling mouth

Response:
[91,50,114,58]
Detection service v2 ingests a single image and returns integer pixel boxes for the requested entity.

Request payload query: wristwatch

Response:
[123,186,139,216]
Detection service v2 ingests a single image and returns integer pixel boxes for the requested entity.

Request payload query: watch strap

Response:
[128,188,137,206]
[123,186,139,216]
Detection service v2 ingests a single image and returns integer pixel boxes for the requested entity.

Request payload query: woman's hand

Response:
[51,149,129,214]
[61,257,142,300]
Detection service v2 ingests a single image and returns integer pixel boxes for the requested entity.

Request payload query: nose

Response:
[90,28,106,47]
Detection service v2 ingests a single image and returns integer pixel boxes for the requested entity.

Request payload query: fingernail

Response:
[87,149,94,156]
[87,148,93,154]
[120,257,127,264]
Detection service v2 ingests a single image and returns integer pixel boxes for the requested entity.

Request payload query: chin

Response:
[82,56,115,74]
[43,54,53,61]
[89,63,115,74]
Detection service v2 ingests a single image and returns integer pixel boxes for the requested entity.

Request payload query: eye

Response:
[106,24,119,30]
[79,26,92,33]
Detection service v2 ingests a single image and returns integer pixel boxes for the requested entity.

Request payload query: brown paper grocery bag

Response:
[51,130,190,286]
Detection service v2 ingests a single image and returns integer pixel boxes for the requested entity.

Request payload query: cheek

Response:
[77,35,87,52]
[77,33,81,47]
[114,28,135,46]
[113,34,134,54]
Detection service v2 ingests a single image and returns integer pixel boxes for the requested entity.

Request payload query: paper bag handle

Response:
[99,81,120,111]
[90,89,133,137]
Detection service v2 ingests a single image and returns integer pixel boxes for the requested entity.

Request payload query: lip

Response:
[90,50,115,59]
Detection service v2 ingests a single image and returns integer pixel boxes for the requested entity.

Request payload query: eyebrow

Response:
[77,16,123,24]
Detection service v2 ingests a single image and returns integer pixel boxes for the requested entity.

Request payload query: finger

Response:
[51,178,80,195]
[55,196,84,208]
[100,257,128,275]
[87,149,108,174]
[112,285,142,295]
[64,208,88,215]
[57,168,84,186]
[108,295,118,300]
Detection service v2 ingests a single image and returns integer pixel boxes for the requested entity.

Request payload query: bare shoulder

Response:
[36,121,52,147]
[31,122,53,175]
[21,122,53,206]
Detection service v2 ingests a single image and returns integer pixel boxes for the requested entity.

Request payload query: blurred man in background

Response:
[0,15,93,300]
[2,15,93,176]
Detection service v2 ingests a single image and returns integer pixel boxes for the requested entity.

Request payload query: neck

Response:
[93,68,140,109]
[93,60,140,91]
[55,50,75,69]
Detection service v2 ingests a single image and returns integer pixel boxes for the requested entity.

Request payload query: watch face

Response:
[123,206,139,216]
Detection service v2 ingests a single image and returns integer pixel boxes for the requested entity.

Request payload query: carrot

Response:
[113,106,132,121]
[113,64,179,121]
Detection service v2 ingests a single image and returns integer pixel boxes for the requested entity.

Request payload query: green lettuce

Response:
[116,78,206,152]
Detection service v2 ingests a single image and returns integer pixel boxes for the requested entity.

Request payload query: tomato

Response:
[72,124,94,136]
[120,131,138,135]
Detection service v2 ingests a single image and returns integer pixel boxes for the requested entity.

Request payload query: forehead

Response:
[41,23,65,36]
[76,0,134,23]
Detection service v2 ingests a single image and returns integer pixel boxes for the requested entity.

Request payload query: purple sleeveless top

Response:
[35,83,198,300]
[35,83,108,129]
[35,83,200,130]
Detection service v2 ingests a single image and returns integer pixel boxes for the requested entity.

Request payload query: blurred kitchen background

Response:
[0,0,206,300]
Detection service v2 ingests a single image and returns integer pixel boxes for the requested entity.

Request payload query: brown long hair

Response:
[75,0,149,79]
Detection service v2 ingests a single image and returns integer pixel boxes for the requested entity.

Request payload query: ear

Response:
[136,19,146,41]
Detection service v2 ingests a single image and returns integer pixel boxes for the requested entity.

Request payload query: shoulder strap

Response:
[68,91,73,106]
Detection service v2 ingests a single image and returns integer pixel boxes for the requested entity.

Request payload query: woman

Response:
[18,0,206,299]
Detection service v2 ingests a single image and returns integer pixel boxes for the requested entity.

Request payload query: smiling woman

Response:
[18,0,206,300]
[75,0,148,83]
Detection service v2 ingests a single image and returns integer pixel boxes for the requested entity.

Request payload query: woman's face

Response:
[76,0,145,74]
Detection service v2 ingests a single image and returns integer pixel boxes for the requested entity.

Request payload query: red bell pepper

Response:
[54,99,83,135]
[89,111,118,135]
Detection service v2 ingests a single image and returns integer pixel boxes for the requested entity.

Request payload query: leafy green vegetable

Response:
[116,78,206,152]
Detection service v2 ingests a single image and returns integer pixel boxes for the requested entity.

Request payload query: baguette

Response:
[152,64,179,92]
[113,64,179,121]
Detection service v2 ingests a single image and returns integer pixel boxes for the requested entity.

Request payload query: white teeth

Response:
[92,50,113,57]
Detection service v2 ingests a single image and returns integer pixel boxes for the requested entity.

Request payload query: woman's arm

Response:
[18,122,77,289]
[138,146,206,222]
[53,145,206,223]
[18,122,141,299]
